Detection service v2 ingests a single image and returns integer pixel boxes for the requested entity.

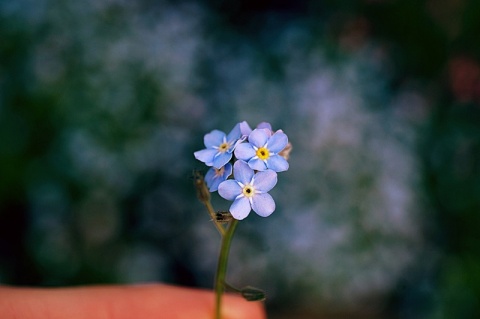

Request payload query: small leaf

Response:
[240,286,266,302]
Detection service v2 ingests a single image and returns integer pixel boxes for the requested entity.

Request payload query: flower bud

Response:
[193,170,210,202]
[240,286,266,302]
[279,142,292,160]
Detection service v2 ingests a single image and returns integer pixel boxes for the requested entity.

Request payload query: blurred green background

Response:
[1,0,480,318]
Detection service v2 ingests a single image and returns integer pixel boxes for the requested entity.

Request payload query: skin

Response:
[0,284,266,319]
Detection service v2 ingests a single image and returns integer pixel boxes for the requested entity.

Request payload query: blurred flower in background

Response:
[1,1,480,319]
[448,55,480,103]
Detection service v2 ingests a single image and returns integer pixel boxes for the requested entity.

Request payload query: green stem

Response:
[204,200,226,236]
[194,171,225,236]
[214,219,239,319]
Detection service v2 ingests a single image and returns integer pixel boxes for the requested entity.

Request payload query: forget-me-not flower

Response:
[234,128,289,172]
[239,121,273,137]
[194,123,244,169]
[218,160,277,220]
[204,163,232,192]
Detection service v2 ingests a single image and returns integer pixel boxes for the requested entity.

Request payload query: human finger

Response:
[0,284,266,319]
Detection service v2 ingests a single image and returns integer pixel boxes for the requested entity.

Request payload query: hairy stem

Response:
[204,200,226,236]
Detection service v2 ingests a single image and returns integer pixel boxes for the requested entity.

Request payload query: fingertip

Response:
[222,293,267,319]
[0,284,267,319]
[147,284,267,319]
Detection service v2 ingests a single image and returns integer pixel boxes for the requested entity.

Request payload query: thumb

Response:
[0,284,266,319]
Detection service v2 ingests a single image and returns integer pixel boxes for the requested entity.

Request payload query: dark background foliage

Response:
[1,0,480,318]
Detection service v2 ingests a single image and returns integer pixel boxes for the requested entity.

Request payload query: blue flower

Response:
[194,123,244,169]
[234,128,289,172]
[218,160,277,220]
[204,163,232,192]
[239,121,273,137]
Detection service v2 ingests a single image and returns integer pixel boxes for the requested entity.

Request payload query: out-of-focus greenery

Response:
[1,1,480,318]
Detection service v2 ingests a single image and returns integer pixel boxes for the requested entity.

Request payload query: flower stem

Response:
[193,170,226,236]
[214,219,239,319]
[204,200,226,236]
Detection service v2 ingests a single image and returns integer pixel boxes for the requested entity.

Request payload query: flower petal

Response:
[248,129,269,148]
[253,169,277,192]
[226,123,242,143]
[194,149,217,166]
[239,121,252,137]
[248,158,268,171]
[204,167,218,191]
[230,197,251,220]
[251,193,275,217]
[256,122,272,135]
[204,163,232,192]
[266,131,288,153]
[229,135,246,153]
[266,155,289,172]
[222,163,233,178]
[234,143,256,161]
[204,130,225,148]
[212,152,232,169]
[206,178,221,192]
[233,160,254,185]
[218,180,242,200]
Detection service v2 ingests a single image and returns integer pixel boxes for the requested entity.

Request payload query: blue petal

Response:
[230,197,251,220]
[239,121,252,137]
[194,149,217,166]
[248,158,268,171]
[208,179,222,192]
[212,152,232,169]
[266,155,289,172]
[251,193,275,217]
[204,163,232,192]
[204,130,226,148]
[218,180,242,200]
[248,129,269,148]
[230,134,247,152]
[226,123,242,143]
[222,163,233,179]
[266,131,288,153]
[253,169,277,192]
[234,143,256,161]
[233,160,254,185]
[256,122,272,133]
[204,167,217,190]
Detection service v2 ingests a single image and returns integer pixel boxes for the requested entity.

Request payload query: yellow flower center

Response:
[256,147,270,160]
[242,185,255,198]
[218,142,229,153]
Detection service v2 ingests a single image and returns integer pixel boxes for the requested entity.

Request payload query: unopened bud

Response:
[279,142,292,160]
[193,170,210,202]
[240,286,266,302]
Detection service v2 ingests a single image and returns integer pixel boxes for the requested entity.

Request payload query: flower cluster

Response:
[194,121,290,220]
